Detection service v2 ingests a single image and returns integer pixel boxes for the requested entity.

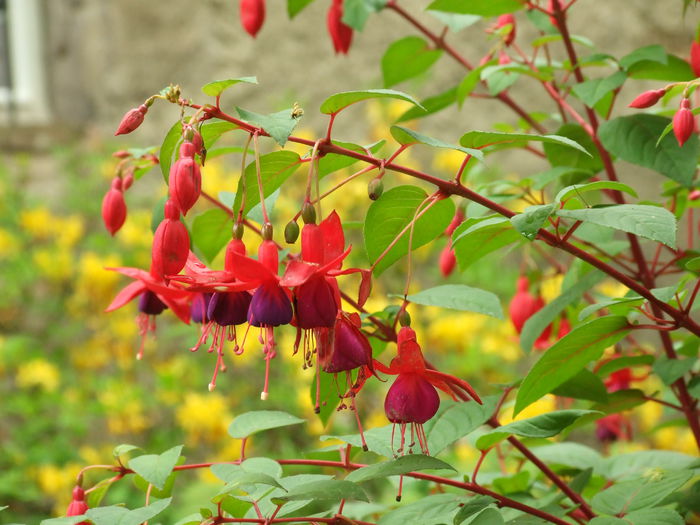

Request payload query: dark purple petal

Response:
[138,290,167,315]
[384,373,439,424]
[191,292,212,324]
[321,315,372,373]
[295,275,338,329]
[248,281,292,327]
[208,291,251,326]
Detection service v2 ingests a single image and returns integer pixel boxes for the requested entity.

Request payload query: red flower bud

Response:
[327,0,353,55]
[169,142,201,216]
[673,99,695,147]
[112,150,131,159]
[439,246,456,277]
[66,486,89,521]
[496,14,516,46]
[509,277,551,344]
[689,189,700,201]
[498,50,511,65]
[628,89,666,109]
[151,200,189,277]
[114,104,148,136]
[691,41,700,77]
[240,0,265,37]
[444,209,465,236]
[122,168,135,191]
[101,177,127,236]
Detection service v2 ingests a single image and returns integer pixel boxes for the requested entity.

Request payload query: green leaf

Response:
[364,185,454,275]
[532,33,594,48]
[423,397,498,454]
[552,368,608,403]
[510,204,556,241]
[555,181,638,203]
[528,443,603,471]
[427,10,481,32]
[390,126,483,160]
[521,270,604,353]
[382,37,443,87]
[320,89,423,114]
[529,166,593,190]
[85,497,171,525]
[460,130,591,156]
[457,66,486,106]
[427,0,525,16]
[599,114,698,187]
[556,204,677,248]
[232,151,302,216]
[379,494,466,525]
[595,355,655,378]
[287,0,315,17]
[453,496,497,525]
[201,77,258,97]
[484,68,520,96]
[272,479,368,504]
[627,53,694,81]
[591,470,693,515]
[397,87,458,122]
[602,450,699,479]
[113,444,141,458]
[228,410,304,439]
[619,45,667,70]
[470,509,505,525]
[342,0,387,30]
[514,316,631,415]
[317,139,385,177]
[452,216,522,270]
[236,107,300,147]
[543,123,603,173]
[653,357,696,385]
[578,296,644,321]
[347,455,455,483]
[191,208,233,264]
[403,284,503,319]
[477,410,600,450]
[128,446,183,491]
[41,518,88,525]
[571,71,626,108]
[623,509,685,525]
[214,471,285,502]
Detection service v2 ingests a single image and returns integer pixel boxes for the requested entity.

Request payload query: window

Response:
[0,0,50,126]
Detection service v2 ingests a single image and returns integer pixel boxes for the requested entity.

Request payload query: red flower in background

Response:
[327,0,353,54]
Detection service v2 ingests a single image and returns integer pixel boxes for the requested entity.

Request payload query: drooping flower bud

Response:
[327,0,353,55]
[439,245,456,277]
[495,14,516,46]
[368,178,384,200]
[284,220,300,244]
[509,276,547,335]
[122,168,135,190]
[673,98,695,147]
[384,373,440,425]
[628,89,666,109]
[66,485,89,518]
[169,142,202,216]
[114,104,148,136]
[151,200,190,277]
[240,0,266,37]
[691,40,700,77]
[102,177,127,236]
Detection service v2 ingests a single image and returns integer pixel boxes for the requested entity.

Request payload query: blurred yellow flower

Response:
[597,280,629,298]
[16,359,60,392]
[20,207,54,240]
[0,227,19,254]
[202,160,234,197]
[652,427,697,455]
[33,249,73,282]
[54,215,84,249]
[176,392,231,443]
[35,462,82,516]
[540,274,564,303]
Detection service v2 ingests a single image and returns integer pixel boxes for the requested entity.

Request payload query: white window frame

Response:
[0,0,50,125]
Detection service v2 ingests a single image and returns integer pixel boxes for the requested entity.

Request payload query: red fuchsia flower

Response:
[691,40,700,77]
[547,0,561,28]
[101,177,127,236]
[240,0,265,37]
[327,0,353,54]
[66,486,89,522]
[603,366,648,392]
[673,98,695,147]
[151,199,190,278]
[595,413,630,444]
[509,276,552,343]
[105,267,191,359]
[495,14,516,46]
[169,141,202,216]
[114,104,148,136]
[190,292,212,324]
[498,49,511,65]
[373,326,482,455]
[628,89,666,109]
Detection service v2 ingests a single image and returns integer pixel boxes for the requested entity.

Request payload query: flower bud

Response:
[691,41,700,77]
[327,0,353,55]
[673,99,695,147]
[439,246,456,277]
[301,202,317,224]
[628,89,666,109]
[114,104,148,136]
[232,221,245,240]
[240,0,266,37]
[261,222,274,241]
[689,189,700,201]
[498,50,511,65]
[102,178,127,236]
[151,200,189,277]
[284,220,300,244]
[368,178,384,200]
[495,14,516,46]
[169,142,202,216]
[398,309,411,327]
[66,485,89,519]
[122,168,135,190]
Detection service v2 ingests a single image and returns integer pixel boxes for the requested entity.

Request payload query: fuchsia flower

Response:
[509,276,552,348]
[114,105,148,136]
[595,413,629,444]
[327,0,353,54]
[105,267,191,359]
[66,486,89,522]
[673,98,695,147]
[240,0,265,37]
[373,326,481,455]
[691,40,700,77]
[495,14,516,46]
[151,199,190,278]
[169,141,202,216]
[628,89,666,109]
[101,177,127,236]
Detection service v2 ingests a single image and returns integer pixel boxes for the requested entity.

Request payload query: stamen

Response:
[190,321,214,352]
[396,474,404,502]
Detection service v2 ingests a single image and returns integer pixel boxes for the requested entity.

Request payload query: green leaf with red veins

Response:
[515,316,631,416]
[451,216,521,270]
[381,37,443,88]
[127,445,183,491]
[510,203,556,241]
[427,0,524,16]
[320,89,423,114]
[201,77,258,97]
[81,497,172,525]
[236,107,300,147]
[364,185,454,275]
